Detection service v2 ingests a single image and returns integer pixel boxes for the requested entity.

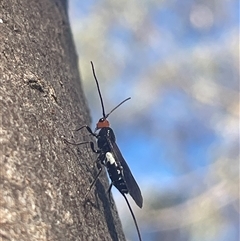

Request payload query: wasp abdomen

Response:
[105,152,128,194]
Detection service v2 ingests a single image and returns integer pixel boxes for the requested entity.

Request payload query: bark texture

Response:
[0,1,125,240]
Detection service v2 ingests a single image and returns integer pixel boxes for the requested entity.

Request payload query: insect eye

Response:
[99,118,105,122]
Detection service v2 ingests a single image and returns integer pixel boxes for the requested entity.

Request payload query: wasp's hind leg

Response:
[84,161,103,200]
[106,183,115,207]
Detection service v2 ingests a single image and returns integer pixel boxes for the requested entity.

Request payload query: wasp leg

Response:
[106,183,113,199]
[84,162,102,199]
[63,138,100,154]
[74,125,97,137]
[106,183,115,207]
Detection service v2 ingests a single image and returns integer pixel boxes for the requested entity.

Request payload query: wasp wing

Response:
[107,137,143,208]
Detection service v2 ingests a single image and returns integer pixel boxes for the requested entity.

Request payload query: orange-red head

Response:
[96,118,109,130]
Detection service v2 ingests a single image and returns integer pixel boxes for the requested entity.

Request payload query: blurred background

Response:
[68,1,239,241]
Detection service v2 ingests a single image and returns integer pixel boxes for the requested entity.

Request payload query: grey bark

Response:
[0,1,125,240]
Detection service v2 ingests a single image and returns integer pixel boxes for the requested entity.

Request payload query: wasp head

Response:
[96,117,110,131]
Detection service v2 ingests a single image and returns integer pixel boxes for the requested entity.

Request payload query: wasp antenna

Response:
[90,61,106,118]
[105,97,131,119]
[121,193,142,241]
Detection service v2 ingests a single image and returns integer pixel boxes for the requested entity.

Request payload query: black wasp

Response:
[65,61,143,241]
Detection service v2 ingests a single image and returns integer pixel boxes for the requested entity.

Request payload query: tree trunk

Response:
[0,1,125,240]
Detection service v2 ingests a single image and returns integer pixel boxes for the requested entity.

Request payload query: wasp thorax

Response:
[96,118,109,129]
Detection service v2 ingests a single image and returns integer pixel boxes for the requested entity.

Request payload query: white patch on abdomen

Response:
[106,152,116,165]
